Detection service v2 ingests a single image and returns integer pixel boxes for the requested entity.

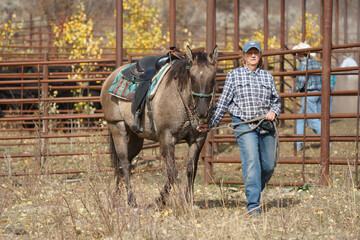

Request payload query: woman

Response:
[197,40,281,216]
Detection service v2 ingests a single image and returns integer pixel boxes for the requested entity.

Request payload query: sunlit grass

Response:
[0,119,359,238]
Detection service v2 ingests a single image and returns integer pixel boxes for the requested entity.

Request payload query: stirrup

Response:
[131,111,144,133]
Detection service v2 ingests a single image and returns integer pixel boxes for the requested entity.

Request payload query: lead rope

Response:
[210,115,280,164]
[177,85,196,122]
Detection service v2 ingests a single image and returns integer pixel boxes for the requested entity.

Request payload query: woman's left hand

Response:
[265,111,276,121]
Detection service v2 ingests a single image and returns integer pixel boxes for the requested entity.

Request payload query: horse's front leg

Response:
[186,136,207,204]
[157,132,177,206]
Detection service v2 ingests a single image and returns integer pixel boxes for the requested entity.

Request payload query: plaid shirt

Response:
[296,57,322,92]
[209,66,281,128]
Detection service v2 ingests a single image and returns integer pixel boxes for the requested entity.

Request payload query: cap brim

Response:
[243,46,261,53]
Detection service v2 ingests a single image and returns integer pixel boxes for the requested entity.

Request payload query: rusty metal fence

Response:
[0,45,359,187]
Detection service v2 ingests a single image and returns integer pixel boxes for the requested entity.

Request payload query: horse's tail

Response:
[109,132,119,168]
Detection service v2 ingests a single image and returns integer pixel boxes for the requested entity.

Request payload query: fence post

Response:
[203,0,216,184]
[206,0,216,52]
[42,53,49,170]
[320,0,333,186]
[203,134,213,184]
[233,0,240,68]
[301,0,306,42]
[263,0,269,70]
[29,14,33,47]
[116,0,124,68]
[169,0,176,47]
[39,30,42,55]
[280,0,285,126]
[356,56,360,187]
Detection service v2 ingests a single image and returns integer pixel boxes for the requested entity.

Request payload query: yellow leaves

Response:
[314,209,324,215]
[51,2,102,61]
[289,13,322,47]
[50,3,101,115]
[152,209,172,219]
[0,17,23,53]
[106,0,168,51]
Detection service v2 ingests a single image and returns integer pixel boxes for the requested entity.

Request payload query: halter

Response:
[191,91,213,98]
[178,63,215,123]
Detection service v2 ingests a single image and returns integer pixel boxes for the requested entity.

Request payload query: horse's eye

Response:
[190,76,195,83]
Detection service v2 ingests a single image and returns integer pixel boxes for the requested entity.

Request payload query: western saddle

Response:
[121,47,183,132]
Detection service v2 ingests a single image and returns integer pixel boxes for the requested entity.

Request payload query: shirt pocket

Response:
[235,81,251,99]
[259,82,272,106]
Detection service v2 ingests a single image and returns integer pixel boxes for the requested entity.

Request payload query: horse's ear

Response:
[208,45,218,64]
[186,45,194,62]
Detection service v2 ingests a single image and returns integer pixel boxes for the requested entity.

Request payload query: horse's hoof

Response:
[154,197,166,209]
[192,204,200,210]
[156,197,166,206]
[129,202,138,208]
[130,207,140,212]
[146,202,156,209]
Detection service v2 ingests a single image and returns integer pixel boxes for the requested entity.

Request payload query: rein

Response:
[211,115,280,164]
[177,85,195,121]
[211,115,266,133]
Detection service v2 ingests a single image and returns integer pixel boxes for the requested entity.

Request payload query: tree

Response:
[106,0,168,52]
[0,15,23,60]
[51,2,102,117]
[289,13,322,47]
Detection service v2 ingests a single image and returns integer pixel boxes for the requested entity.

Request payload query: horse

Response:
[100,46,218,206]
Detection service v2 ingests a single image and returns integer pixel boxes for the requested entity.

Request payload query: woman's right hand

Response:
[196,124,209,132]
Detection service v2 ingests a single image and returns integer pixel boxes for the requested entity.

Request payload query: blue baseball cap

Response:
[243,41,262,53]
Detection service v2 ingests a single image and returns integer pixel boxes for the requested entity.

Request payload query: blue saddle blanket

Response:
[109,63,171,101]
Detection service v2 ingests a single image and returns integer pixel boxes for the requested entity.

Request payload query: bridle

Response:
[177,84,215,124]
[176,61,216,124]
[191,91,213,98]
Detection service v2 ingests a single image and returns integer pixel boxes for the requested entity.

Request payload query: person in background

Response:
[290,42,322,151]
[330,74,336,115]
[197,40,281,216]
[318,67,336,119]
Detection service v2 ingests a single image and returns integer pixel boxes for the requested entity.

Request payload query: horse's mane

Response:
[166,51,210,91]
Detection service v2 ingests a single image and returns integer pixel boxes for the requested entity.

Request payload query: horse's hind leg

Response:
[127,129,144,164]
[109,121,136,206]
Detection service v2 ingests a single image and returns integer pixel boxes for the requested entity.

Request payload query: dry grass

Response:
[0,163,359,239]
[0,119,359,239]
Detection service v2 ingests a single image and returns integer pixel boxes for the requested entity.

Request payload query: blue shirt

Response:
[209,66,281,128]
[296,57,322,92]
[330,75,336,90]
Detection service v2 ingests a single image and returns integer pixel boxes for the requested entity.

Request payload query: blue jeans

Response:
[296,92,321,150]
[231,116,277,211]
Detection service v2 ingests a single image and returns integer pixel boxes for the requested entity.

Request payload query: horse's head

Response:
[185,45,218,123]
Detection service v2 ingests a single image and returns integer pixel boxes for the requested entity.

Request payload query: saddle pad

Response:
[108,63,171,101]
